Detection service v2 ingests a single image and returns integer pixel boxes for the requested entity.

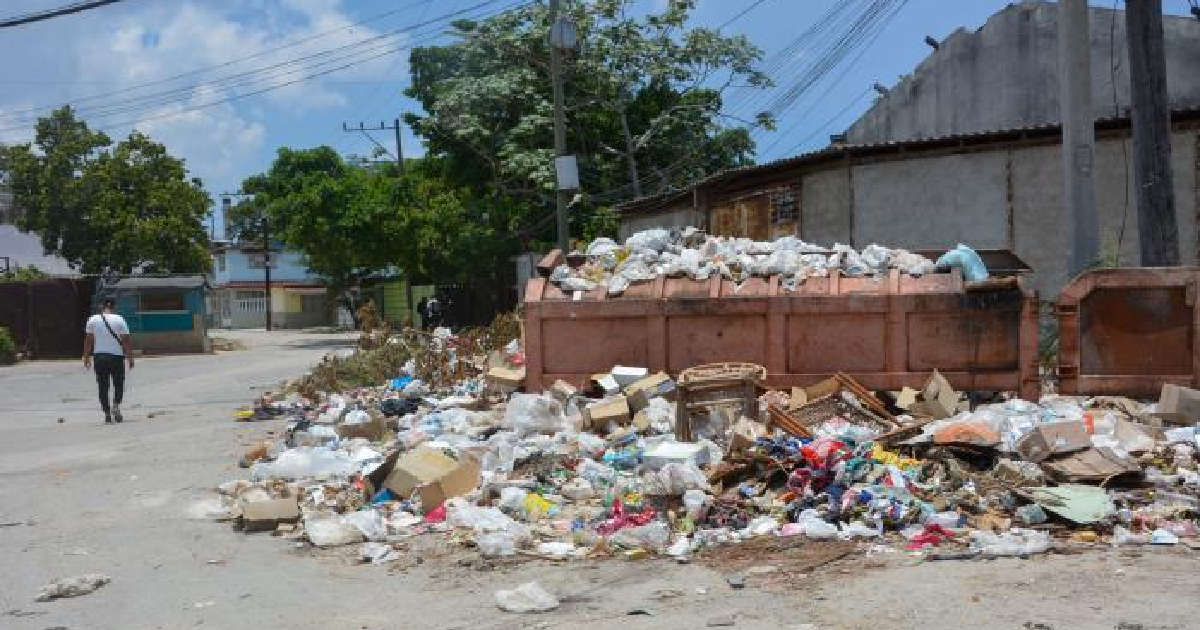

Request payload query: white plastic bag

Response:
[626,229,673,253]
[503,394,568,436]
[498,487,529,513]
[305,515,364,547]
[608,521,670,551]
[253,447,357,480]
[495,582,560,613]
[970,528,1051,556]
[342,509,387,542]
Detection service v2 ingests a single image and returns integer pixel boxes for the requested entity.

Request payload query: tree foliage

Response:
[406,0,771,241]
[1,107,211,274]
[234,148,509,287]
[0,265,47,282]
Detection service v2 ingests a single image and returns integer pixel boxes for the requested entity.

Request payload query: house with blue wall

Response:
[209,240,331,329]
[105,276,210,354]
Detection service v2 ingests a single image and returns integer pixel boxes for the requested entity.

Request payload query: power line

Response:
[716,0,771,30]
[0,1,524,137]
[0,0,486,122]
[0,0,130,29]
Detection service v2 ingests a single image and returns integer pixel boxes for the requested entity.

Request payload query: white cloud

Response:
[0,0,408,194]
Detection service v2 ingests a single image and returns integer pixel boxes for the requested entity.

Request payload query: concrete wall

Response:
[852,152,1011,250]
[800,168,852,244]
[618,207,701,240]
[618,130,1200,299]
[848,2,1200,144]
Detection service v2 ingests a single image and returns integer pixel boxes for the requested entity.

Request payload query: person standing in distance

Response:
[83,298,134,423]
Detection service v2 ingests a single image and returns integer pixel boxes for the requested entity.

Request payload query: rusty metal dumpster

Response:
[1057,267,1200,397]
[524,267,1040,400]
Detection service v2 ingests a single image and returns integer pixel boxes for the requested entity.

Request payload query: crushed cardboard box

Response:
[486,365,526,389]
[1015,421,1091,462]
[1156,383,1200,425]
[383,446,481,509]
[240,497,300,532]
[337,411,388,442]
[625,372,676,412]
[920,370,960,420]
[1042,447,1142,483]
[583,395,631,430]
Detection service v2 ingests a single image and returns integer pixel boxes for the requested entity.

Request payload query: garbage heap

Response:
[202,328,1200,565]
[544,227,989,295]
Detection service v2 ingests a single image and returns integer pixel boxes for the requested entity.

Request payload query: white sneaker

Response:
[113,404,123,423]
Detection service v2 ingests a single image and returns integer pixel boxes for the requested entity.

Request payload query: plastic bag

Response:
[343,409,371,425]
[626,229,673,253]
[536,542,577,558]
[503,393,568,436]
[683,489,710,518]
[495,581,559,613]
[477,532,519,557]
[305,515,364,546]
[498,487,528,513]
[560,477,594,501]
[360,542,401,565]
[586,237,619,257]
[860,244,891,275]
[608,521,670,551]
[935,244,989,281]
[970,528,1051,556]
[743,516,780,537]
[840,521,881,538]
[560,276,597,292]
[643,462,711,495]
[252,447,357,480]
[342,509,388,542]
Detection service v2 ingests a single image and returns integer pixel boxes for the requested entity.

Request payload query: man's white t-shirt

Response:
[85,313,130,356]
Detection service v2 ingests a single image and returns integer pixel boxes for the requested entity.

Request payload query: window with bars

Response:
[769,187,798,225]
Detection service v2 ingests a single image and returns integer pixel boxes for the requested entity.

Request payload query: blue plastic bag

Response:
[935,244,989,281]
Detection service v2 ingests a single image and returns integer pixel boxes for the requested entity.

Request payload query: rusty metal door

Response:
[1058,267,1200,396]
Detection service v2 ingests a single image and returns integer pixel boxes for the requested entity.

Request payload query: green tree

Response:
[1,107,211,274]
[0,265,47,282]
[405,0,771,240]
[233,148,507,291]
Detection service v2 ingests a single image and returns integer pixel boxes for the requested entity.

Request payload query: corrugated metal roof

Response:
[614,106,1200,215]
[112,275,208,290]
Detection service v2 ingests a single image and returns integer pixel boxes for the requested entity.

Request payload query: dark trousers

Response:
[94,353,126,414]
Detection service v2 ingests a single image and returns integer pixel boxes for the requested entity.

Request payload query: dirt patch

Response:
[698,537,860,588]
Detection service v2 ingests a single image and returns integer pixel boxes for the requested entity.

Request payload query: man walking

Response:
[83,298,134,423]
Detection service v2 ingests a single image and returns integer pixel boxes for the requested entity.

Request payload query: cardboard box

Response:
[583,395,631,430]
[486,365,526,389]
[549,379,578,403]
[1157,384,1200,424]
[625,372,677,411]
[894,387,919,411]
[336,411,387,442]
[1015,421,1091,462]
[921,370,960,419]
[383,446,481,509]
[240,497,300,532]
[1042,447,1142,483]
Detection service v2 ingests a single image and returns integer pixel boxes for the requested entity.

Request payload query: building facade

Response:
[208,241,331,329]
[616,112,1200,299]
[847,1,1200,144]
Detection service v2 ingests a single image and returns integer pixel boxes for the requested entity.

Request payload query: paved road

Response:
[3,330,1199,630]
[0,331,369,630]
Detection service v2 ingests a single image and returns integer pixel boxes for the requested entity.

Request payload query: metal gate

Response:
[0,278,96,358]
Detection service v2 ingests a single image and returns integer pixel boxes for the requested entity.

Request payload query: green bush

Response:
[0,326,16,365]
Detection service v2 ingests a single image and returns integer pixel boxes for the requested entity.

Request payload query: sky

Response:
[0,0,1194,234]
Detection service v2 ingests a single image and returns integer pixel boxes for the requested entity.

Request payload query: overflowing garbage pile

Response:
[202,331,1200,579]
[547,227,989,295]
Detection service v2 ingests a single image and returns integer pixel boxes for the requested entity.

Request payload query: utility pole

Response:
[262,217,272,331]
[1060,0,1098,275]
[222,191,271,330]
[548,0,573,253]
[341,119,405,175]
[1125,0,1178,266]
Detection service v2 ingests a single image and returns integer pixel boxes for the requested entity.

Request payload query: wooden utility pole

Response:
[1060,0,1098,275]
[1125,0,1178,265]
[262,217,272,331]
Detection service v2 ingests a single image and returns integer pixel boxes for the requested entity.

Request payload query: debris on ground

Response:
[35,574,111,602]
[200,232,1200,593]
[494,581,559,613]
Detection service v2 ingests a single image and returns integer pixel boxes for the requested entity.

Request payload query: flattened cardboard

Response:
[241,497,300,532]
[921,370,959,419]
[583,395,631,430]
[1157,384,1200,425]
[1015,421,1091,462]
[486,365,526,389]
[895,387,919,411]
[1042,448,1141,483]
[625,373,676,411]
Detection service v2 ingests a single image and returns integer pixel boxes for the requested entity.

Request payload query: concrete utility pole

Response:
[1060,0,1099,275]
[548,0,570,253]
[262,217,272,331]
[1125,0,1178,266]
